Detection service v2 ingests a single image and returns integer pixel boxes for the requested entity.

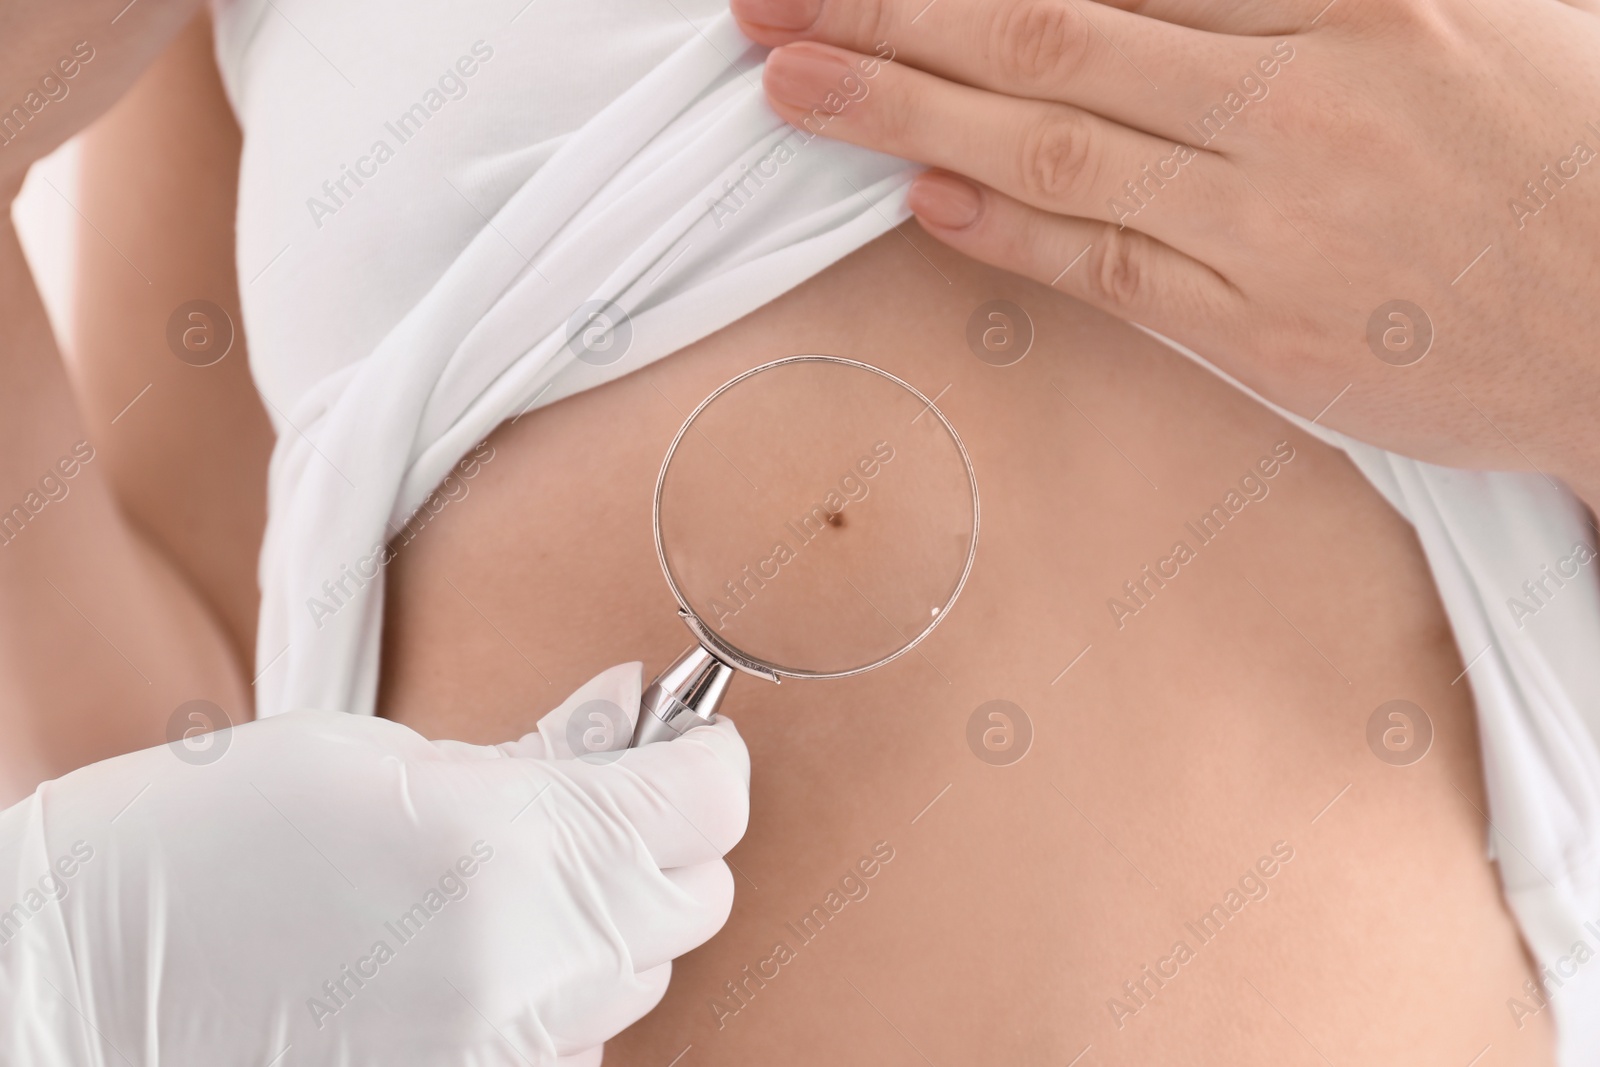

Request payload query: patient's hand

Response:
[738,0,1600,507]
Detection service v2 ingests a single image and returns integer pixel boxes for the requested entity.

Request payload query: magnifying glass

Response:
[630,355,980,747]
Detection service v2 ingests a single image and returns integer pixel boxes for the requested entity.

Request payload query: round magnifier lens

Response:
[655,355,978,679]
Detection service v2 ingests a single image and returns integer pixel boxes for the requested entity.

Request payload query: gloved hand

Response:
[0,662,749,1066]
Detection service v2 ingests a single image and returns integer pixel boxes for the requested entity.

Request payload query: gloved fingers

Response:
[634,962,673,1021]
[556,963,672,1055]
[562,715,750,869]
[533,661,644,760]
[621,859,737,971]
[423,663,643,762]
[554,1047,605,1067]
[429,737,514,760]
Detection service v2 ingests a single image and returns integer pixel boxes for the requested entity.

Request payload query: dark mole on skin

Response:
[825,511,845,528]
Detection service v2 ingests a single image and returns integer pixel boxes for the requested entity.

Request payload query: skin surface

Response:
[18,6,1573,1063]
[739,0,1600,506]
[0,2,250,802]
[70,13,272,673]
[379,226,1555,1063]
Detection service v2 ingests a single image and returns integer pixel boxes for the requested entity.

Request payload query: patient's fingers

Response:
[764,44,1240,257]
[739,0,1272,126]
[1092,0,1324,34]
[908,170,1241,339]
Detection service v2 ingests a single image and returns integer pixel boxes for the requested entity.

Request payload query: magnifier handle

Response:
[629,645,737,747]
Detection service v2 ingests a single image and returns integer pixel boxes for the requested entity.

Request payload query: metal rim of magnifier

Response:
[653,354,981,683]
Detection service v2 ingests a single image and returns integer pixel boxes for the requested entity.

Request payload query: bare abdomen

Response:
[378,226,1552,1066]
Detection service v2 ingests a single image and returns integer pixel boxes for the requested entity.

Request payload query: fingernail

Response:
[764,44,856,111]
[731,0,823,32]
[910,172,982,230]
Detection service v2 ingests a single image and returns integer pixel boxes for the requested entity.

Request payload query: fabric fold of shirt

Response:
[250,13,918,720]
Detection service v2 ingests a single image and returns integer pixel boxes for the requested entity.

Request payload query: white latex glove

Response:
[0,662,748,1066]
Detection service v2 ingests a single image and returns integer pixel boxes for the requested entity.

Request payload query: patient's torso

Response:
[378,230,1552,1064]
